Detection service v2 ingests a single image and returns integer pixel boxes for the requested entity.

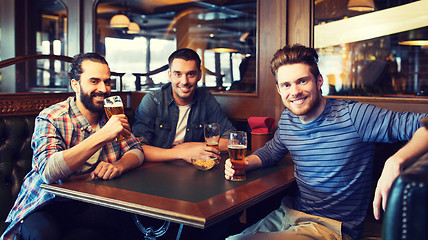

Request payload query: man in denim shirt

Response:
[133,48,234,163]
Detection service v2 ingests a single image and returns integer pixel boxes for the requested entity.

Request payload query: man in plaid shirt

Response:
[1,53,144,240]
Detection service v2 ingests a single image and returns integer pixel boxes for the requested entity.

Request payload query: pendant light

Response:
[110,14,130,28]
[347,0,375,12]
[127,22,141,34]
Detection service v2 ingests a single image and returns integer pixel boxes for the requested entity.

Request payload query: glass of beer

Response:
[228,131,247,181]
[103,95,128,142]
[204,123,220,150]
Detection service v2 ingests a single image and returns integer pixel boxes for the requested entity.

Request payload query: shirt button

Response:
[187,129,189,131]
[160,124,163,128]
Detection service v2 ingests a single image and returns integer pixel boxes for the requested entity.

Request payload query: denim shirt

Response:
[132,83,235,148]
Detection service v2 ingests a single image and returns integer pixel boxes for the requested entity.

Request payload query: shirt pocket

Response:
[156,121,172,131]
[188,123,204,141]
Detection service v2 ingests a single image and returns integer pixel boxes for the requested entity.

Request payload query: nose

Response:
[181,75,189,85]
[290,84,302,97]
[97,81,107,93]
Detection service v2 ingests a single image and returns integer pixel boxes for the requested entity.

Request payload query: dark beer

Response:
[228,144,247,181]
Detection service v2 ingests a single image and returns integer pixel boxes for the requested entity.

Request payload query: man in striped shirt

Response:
[2,53,144,240]
[225,44,428,240]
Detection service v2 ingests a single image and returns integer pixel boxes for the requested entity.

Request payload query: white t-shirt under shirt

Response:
[172,104,191,146]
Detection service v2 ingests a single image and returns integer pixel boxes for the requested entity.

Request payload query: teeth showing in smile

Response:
[291,97,306,104]
[180,86,190,92]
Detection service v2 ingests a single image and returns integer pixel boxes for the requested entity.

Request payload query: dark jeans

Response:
[21,198,143,240]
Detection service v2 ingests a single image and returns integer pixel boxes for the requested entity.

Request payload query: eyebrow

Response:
[173,70,198,74]
[89,77,111,82]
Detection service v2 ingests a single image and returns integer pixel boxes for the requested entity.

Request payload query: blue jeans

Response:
[21,198,142,240]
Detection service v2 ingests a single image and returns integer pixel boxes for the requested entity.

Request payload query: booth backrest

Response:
[382,152,428,240]
[0,115,36,234]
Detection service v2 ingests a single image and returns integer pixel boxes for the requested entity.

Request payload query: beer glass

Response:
[228,131,247,181]
[103,96,127,142]
[204,123,220,150]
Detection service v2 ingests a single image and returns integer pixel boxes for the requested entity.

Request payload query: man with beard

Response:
[224,44,428,240]
[132,48,234,163]
[1,53,145,240]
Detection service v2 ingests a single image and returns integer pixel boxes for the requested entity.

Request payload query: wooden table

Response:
[41,155,295,238]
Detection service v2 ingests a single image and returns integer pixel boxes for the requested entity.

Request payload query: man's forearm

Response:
[113,149,144,174]
[141,145,180,162]
[245,154,263,171]
[390,126,428,170]
[62,131,109,172]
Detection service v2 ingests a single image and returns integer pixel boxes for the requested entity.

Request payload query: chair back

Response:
[382,152,428,240]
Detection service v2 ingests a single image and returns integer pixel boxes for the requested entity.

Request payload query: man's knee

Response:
[21,211,62,240]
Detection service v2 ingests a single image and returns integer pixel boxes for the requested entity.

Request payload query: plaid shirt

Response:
[1,97,143,240]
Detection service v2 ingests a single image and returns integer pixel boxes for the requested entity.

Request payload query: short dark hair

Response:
[168,48,201,71]
[69,52,108,82]
[270,44,320,83]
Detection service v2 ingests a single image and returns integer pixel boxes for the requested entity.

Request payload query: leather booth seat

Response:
[0,115,36,234]
[382,152,428,240]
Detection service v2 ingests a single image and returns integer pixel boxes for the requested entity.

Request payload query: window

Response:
[96,0,257,93]
[315,0,428,98]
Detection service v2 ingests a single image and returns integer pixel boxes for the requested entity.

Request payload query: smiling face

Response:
[276,63,326,123]
[71,60,111,113]
[168,58,201,106]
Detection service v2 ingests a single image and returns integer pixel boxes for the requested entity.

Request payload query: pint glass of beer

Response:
[228,131,247,181]
[104,96,127,142]
[204,123,220,150]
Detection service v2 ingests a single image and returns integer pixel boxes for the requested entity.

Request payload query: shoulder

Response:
[195,87,216,102]
[38,97,72,120]
[325,98,376,114]
[145,83,172,103]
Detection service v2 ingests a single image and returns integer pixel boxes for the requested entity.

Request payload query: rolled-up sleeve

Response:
[31,116,67,181]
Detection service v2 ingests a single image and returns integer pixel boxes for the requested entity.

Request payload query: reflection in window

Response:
[315,0,428,97]
[96,0,256,93]
[33,3,68,91]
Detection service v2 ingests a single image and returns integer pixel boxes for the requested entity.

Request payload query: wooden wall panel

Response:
[288,0,313,47]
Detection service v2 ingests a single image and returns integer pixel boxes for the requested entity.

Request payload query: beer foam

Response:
[105,102,123,107]
[228,144,247,149]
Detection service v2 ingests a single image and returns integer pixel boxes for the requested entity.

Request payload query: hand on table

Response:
[172,142,220,163]
[91,161,123,180]
[224,158,249,180]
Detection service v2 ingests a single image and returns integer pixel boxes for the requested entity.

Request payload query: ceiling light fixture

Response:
[347,0,375,12]
[110,14,130,28]
[399,29,428,46]
[127,22,141,34]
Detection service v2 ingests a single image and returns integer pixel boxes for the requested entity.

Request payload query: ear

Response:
[276,83,281,95]
[167,69,172,82]
[196,70,202,82]
[317,74,324,90]
[70,79,80,93]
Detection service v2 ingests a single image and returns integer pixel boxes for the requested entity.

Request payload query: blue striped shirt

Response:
[254,98,427,239]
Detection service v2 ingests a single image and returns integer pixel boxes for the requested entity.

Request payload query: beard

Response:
[79,88,109,113]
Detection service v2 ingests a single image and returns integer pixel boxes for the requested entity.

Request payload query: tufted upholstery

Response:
[0,115,37,234]
[382,152,428,240]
